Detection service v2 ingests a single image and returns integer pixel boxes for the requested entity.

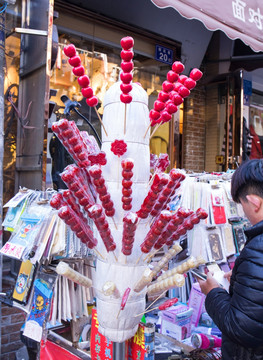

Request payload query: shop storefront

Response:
[2,1,263,359]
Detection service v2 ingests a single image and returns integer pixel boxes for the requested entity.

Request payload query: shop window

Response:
[249,93,263,159]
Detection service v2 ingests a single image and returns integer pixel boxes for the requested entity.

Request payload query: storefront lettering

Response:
[232,0,263,31]
[232,0,246,22]
[248,7,263,30]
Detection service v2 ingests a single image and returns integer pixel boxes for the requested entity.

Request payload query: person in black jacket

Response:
[198,159,263,360]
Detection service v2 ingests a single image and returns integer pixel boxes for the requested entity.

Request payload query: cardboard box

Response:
[161,303,193,341]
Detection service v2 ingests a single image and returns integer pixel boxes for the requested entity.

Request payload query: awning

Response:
[151,0,263,53]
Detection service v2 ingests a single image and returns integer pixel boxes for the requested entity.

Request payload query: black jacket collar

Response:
[244,220,263,242]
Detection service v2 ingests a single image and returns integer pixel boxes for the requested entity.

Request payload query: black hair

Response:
[231,159,263,203]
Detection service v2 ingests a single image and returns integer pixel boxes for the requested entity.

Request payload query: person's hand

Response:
[196,271,221,295]
[224,270,232,282]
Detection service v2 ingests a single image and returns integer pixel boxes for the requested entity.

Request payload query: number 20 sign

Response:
[155,45,173,65]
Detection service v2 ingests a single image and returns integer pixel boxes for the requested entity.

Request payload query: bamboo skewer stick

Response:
[95,107,108,137]
[136,218,142,228]
[94,247,105,260]
[116,308,121,319]
[135,304,162,317]
[113,251,118,262]
[150,123,162,140]
[135,253,143,265]
[143,246,162,263]
[143,122,151,139]
[124,104,127,135]
[146,171,156,188]
[112,217,118,230]
[144,290,167,312]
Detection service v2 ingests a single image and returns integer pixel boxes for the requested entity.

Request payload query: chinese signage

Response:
[151,0,263,52]
[90,309,113,360]
[232,0,263,30]
[0,241,25,259]
[90,309,146,360]
[127,323,146,360]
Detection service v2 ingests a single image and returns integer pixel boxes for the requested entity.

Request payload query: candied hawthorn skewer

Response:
[120,36,134,134]
[121,212,138,256]
[50,189,86,223]
[58,205,97,249]
[61,165,95,211]
[52,119,107,168]
[135,297,179,317]
[88,165,116,225]
[136,172,169,220]
[152,211,184,251]
[64,43,108,136]
[143,208,188,263]
[144,61,185,138]
[88,204,117,259]
[116,287,131,319]
[120,36,134,104]
[52,119,90,168]
[140,210,172,254]
[136,211,207,291]
[147,153,170,189]
[155,153,170,173]
[147,64,203,139]
[165,208,208,247]
[150,169,185,218]
[81,131,107,166]
[50,192,64,210]
[121,158,134,211]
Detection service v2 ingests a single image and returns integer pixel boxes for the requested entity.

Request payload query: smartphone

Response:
[190,269,207,281]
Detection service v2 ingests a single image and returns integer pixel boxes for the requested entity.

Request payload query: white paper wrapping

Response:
[95,260,147,342]
[94,81,151,342]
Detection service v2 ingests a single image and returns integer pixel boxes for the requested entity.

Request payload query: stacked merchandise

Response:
[147,173,249,356]
[1,189,95,353]
[0,176,248,357]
